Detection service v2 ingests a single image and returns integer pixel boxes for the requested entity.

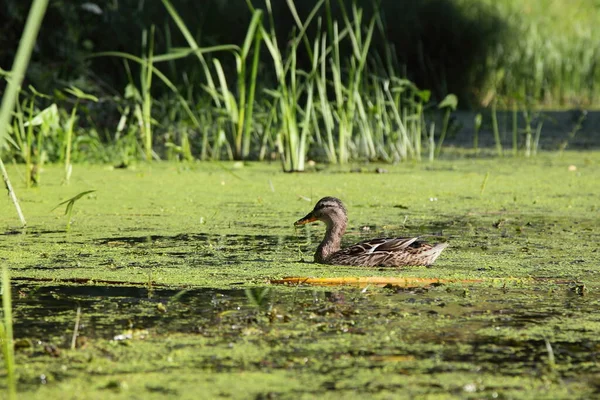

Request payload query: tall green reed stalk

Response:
[329,1,376,164]
[93,42,237,162]
[490,100,503,156]
[63,86,98,182]
[382,79,415,160]
[0,0,48,229]
[0,266,16,399]
[254,0,324,171]
[511,102,518,156]
[161,0,237,160]
[11,87,50,188]
[237,11,263,159]
[160,0,222,109]
[140,26,155,161]
[435,94,458,159]
[207,10,263,159]
[22,103,59,185]
[428,123,436,162]
[473,113,482,153]
[532,117,544,156]
[522,109,532,157]
[315,32,338,163]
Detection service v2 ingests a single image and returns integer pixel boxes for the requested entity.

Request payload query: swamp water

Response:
[1,152,599,399]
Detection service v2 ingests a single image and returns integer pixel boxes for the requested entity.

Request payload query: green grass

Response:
[474,0,600,107]
[2,0,599,171]
[41,0,444,169]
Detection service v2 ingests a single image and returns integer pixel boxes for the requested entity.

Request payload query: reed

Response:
[253,0,324,171]
[87,0,455,168]
[473,113,482,153]
[93,43,238,162]
[329,1,376,164]
[7,0,591,170]
[511,102,518,156]
[63,86,98,182]
[52,190,97,232]
[532,118,544,156]
[478,0,600,107]
[11,88,49,187]
[0,0,49,229]
[0,266,16,400]
[559,111,587,152]
[139,26,155,161]
[490,100,503,156]
[522,110,532,157]
[202,10,263,160]
[435,94,458,159]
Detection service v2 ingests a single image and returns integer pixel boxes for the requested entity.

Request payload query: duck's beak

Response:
[295,212,318,226]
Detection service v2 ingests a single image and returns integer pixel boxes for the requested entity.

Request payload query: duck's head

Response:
[295,197,347,228]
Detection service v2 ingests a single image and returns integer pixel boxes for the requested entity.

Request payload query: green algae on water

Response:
[1,151,599,398]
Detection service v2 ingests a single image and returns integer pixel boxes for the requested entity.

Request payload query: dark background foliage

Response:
[0,0,507,106]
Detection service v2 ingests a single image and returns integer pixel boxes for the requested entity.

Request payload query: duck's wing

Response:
[328,237,447,267]
[344,237,422,255]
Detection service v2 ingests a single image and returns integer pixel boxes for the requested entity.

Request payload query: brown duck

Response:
[295,197,448,267]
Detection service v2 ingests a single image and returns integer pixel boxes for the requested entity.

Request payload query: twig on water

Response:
[71,306,81,350]
[1,159,27,227]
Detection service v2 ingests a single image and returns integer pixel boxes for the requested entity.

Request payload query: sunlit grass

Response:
[474,0,600,107]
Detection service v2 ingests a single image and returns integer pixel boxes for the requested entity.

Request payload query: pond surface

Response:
[1,152,599,398]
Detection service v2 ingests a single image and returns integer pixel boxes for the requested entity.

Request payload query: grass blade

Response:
[160,0,221,106]
[1,266,17,399]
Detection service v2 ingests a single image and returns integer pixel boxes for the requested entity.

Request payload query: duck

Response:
[294,197,448,267]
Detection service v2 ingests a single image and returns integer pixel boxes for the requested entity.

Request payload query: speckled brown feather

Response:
[327,238,448,267]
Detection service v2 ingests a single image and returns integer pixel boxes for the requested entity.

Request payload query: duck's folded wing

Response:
[343,237,421,255]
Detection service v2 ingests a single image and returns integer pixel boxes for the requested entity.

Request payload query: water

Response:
[1,155,599,398]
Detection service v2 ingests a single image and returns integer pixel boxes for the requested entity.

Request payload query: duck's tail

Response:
[422,242,449,266]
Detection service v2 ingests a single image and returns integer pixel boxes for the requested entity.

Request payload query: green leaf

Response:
[52,190,97,214]
[438,94,458,110]
[124,83,142,101]
[213,59,239,122]
[3,124,19,150]
[23,103,59,127]
[241,10,263,60]
[64,86,98,102]
[474,113,483,130]
[414,89,431,102]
